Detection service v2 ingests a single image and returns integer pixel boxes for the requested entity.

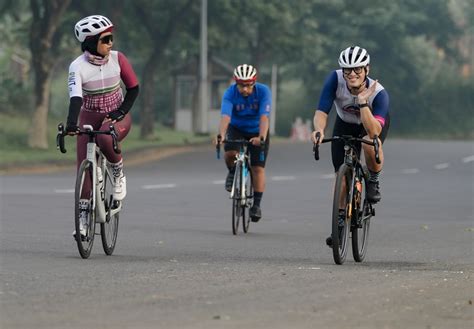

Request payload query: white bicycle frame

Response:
[83,125,122,224]
[230,147,250,206]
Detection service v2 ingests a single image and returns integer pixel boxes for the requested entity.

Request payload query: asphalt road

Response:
[1,139,473,329]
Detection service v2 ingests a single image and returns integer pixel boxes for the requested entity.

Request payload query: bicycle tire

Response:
[101,166,119,256]
[331,164,352,265]
[242,163,253,233]
[74,160,96,259]
[352,166,370,262]
[232,163,242,235]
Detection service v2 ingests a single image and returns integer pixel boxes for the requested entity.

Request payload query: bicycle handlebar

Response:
[313,134,381,164]
[56,123,121,154]
[215,137,266,160]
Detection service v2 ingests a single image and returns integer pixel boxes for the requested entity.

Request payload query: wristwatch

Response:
[358,103,370,108]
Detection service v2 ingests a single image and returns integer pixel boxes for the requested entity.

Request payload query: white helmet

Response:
[74,15,113,42]
[233,64,257,83]
[338,46,370,68]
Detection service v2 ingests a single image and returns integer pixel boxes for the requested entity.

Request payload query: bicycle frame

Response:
[230,144,251,206]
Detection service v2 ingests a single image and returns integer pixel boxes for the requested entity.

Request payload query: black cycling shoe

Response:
[250,205,262,222]
[366,180,381,203]
[225,170,235,192]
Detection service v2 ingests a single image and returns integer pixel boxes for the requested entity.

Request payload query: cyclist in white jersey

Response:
[65,15,139,238]
[310,46,390,247]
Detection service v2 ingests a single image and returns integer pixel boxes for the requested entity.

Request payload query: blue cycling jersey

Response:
[221,82,272,134]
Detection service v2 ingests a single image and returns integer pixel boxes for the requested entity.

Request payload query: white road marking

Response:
[462,155,474,163]
[142,184,176,189]
[54,189,74,193]
[402,168,420,174]
[320,174,335,179]
[434,163,450,170]
[271,176,295,181]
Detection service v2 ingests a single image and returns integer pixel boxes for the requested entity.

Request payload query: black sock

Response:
[254,192,263,207]
[368,170,381,183]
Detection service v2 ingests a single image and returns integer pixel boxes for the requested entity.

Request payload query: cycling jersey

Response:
[68,50,138,113]
[221,82,272,134]
[317,70,389,127]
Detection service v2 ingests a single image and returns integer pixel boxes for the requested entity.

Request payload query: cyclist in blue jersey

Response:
[215,64,272,222]
[310,46,390,247]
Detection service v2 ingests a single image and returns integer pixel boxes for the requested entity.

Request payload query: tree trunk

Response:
[140,49,161,139]
[27,0,70,149]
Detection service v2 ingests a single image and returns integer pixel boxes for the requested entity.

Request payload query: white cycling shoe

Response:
[113,174,127,201]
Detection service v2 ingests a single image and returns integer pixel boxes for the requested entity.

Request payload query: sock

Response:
[368,169,381,183]
[254,192,263,207]
[111,160,123,178]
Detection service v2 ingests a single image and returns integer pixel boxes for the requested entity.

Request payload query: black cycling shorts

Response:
[224,125,270,168]
[331,113,390,172]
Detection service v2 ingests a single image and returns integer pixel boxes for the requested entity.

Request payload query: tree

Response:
[28,0,71,149]
[132,0,197,139]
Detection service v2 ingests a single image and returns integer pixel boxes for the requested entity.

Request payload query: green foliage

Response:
[1,0,472,145]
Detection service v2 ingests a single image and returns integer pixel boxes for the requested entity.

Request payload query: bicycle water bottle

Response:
[97,166,105,201]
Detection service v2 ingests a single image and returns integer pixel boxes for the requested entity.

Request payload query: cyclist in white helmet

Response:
[215,64,272,222]
[311,46,390,247]
[65,15,139,239]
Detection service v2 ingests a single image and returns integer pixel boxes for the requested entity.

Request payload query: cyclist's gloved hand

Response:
[65,123,79,134]
[107,109,126,122]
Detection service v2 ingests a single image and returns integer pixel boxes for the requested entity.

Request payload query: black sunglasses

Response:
[99,35,114,44]
[343,67,364,75]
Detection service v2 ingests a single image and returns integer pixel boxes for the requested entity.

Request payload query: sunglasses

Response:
[99,35,114,44]
[343,67,364,75]
[237,82,255,88]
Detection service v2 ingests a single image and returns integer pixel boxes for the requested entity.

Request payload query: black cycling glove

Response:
[107,109,126,122]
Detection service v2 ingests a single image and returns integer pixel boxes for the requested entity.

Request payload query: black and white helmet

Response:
[338,46,370,68]
[233,64,257,83]
[74,15,113,42]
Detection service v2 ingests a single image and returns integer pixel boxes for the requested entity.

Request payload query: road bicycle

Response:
[57,123,122,259]
[217,137,264,235]
[313,133,380,264]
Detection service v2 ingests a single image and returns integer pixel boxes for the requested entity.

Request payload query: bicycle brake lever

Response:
[313,132,321,161]
[109,125,121,154]
[57,123,67,153]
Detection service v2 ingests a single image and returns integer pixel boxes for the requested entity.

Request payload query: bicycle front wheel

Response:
[242,164,253,234]
[232,163,242,235]
[101,166,119,255]
[331,164,352,265]
[75,160,96,259]
[352,167,371,262]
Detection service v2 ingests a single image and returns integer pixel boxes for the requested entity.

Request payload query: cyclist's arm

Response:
[312,110,328,143]
[258,84,272,140]
[218,114,231,140]
[360,89,389,138]
[116,52,140,117]
[66,62,83,132]
[312,71,337,143]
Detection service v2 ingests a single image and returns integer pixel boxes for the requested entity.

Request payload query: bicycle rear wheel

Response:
[101,166,119,255]
[331,164,352,265]
[242,164,253,233]
[232,163,242,235]
[75,160,96,259]
[352,167,371,262]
